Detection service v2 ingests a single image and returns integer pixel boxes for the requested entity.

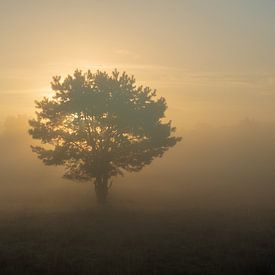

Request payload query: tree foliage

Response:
[29,69,181,201]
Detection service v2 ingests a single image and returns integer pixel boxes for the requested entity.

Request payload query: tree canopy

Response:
[29,69,181,201]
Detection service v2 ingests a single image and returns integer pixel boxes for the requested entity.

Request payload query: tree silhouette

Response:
[29,69,181,202]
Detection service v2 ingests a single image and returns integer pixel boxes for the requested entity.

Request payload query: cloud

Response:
[1,60,275,97]
[113,49,140,60]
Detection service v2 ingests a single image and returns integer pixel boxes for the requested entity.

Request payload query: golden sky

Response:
[1,0,275,129]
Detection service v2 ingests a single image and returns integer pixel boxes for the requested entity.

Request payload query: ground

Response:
[0,186,275,275]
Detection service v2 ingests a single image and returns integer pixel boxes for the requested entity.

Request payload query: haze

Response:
[1,1,275,274]
[1,0,275,129]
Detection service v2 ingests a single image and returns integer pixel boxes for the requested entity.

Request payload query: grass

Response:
[0,197,275,275]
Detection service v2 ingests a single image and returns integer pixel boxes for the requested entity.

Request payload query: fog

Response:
[2,0,275,273]
[1,115,275,273]
[1,115,275,212]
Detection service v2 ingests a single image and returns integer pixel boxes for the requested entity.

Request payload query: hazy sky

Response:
[1,0,275,129]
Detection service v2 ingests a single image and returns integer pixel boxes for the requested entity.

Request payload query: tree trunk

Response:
[95,175,109,203]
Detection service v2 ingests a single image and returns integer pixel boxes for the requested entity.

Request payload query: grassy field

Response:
[1,182,275,275]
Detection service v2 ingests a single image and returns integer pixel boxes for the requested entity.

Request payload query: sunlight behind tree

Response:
[29,69,181,202]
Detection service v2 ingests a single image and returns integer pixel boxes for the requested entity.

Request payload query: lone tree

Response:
[29,69,181,202]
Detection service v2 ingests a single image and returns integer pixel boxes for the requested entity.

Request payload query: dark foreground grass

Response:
[0,201,275,275]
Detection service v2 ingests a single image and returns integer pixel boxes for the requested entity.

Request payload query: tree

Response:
[29,69,181,202]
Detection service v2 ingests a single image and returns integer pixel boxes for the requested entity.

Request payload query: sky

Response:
[1,0,275,129]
